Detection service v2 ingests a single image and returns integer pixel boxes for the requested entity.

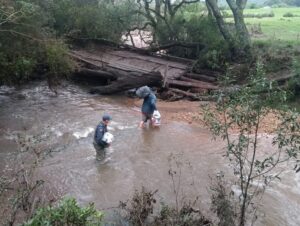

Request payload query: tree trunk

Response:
[227,0,252,58]
[205,0,251,60]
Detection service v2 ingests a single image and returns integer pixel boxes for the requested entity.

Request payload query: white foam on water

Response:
[73,127,94,139]
[116,125,137,130]
[0,85,15,94]
[55,131,63,137]
[231,184,242,197]
[107,126,115,131]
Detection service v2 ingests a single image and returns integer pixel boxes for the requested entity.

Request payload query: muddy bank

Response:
[132,99,281,134]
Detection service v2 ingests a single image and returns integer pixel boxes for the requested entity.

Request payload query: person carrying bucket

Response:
[136,86,160,128]
[93,114,113,160]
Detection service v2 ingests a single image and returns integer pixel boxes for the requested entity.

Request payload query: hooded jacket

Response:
[142,93,157,115]
[94,121,108,147]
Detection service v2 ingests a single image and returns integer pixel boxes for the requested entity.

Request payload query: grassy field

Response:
[243,8,300,43]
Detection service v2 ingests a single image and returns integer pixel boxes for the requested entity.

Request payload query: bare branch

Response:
[173,0,200,15]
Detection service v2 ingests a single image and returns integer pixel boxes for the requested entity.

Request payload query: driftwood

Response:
[180,76,216,87]
[167,79,219,90]
[185,73,216,83]
[169,88,216,101]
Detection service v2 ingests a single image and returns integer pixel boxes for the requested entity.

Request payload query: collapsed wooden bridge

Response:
[70,44,220,100]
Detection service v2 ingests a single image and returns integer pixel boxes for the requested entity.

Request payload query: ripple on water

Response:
[1,82,300,226]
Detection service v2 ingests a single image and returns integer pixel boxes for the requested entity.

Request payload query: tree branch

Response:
[173,0,200,15]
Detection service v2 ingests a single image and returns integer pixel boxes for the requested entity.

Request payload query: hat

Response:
[102,114,112,121]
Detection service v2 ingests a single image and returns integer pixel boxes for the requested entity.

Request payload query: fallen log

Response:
[90,71,162,94]
[170,88,216,101]
[180,76,216,87]
[193,69,220,77]
[167,79,219,90]
[185,73,216,83]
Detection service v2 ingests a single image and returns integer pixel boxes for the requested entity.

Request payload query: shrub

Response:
[45,41,74,78]
[23,197,103,226]
[118,187,211,226]
[283,12,294,17]
[249,3,259,9]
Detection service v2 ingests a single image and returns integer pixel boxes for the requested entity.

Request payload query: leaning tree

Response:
[206,0,252,61]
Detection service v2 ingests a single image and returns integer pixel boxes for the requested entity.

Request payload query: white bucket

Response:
[152,110,161,126]
[102,132,114,144]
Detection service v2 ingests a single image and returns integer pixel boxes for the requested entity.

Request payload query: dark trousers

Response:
[93,141,106,161]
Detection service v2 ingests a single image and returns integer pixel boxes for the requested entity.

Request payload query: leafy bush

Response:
[283,12,294,17]
[249,3,259,9]
[118,187,211,226]
[287,56,300,96]
[45,41,74,78]
[23,197,103,226]
[50,0,137,41]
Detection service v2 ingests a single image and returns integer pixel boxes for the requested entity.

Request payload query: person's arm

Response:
[151,95,157,110]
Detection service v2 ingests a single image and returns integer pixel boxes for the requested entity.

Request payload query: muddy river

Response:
[0,82,299,225]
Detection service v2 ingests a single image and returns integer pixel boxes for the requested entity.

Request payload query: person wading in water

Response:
[136,86,157,128]
[93,114,112,160]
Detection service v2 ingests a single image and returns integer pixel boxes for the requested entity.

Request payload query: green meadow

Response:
[226,7,300,44]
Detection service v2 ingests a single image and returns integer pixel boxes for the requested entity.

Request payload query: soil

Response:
[132,99,281,134]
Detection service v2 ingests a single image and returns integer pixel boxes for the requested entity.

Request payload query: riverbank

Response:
[133,99,281,134]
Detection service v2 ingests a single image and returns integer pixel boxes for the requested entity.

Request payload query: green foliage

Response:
[210,173,236,226]
[249,3,259,9]
[264,0,300,7]
[203,62,300,225]
[0,0,45,85]
[0,0,135,85]
[224,12,275,18]
[283,12,295,17]
[287,56,300,96]
[118,186,211,226]
[50,0,136,41]
[45,41,74,78]
[252,40,295,73]
[23,197,103,226]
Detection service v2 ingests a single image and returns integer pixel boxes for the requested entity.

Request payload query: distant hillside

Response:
[263,0,300,7]
[219,0,300,7]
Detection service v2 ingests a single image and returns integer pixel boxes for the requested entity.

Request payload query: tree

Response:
[203,62,300,226]
[205,0,252,61]
[134,0,201,46]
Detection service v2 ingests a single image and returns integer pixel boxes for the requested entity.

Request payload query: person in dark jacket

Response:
[136,86,157,128]
[93,114,112,160]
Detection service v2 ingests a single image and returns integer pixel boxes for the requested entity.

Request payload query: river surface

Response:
[0,81,299,226]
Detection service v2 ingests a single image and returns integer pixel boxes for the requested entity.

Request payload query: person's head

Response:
[102,114,112,125]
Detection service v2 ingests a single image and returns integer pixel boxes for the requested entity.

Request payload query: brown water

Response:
[0,82,299,226]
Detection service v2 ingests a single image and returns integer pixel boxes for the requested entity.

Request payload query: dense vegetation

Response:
[1,1,300,225]
[1,0,299,86]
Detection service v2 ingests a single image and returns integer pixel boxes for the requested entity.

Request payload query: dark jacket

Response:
[142,93,157,115]
[94,121,108,147]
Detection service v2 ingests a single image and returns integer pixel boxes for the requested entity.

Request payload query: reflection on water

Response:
[0,81,300,226]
